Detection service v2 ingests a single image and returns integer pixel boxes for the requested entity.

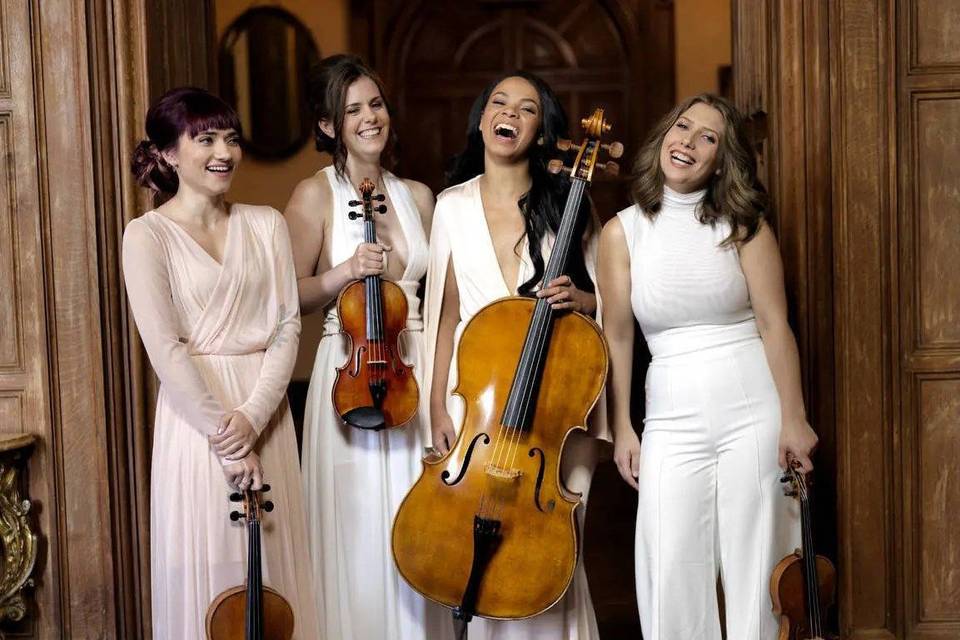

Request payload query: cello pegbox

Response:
[597,161,620,177]
[603,141,624,159]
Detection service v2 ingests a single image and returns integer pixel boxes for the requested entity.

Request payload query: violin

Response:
[206,485,295,640]
[391,110,620,625]
[770,458,837,640]
[333,177,419,431]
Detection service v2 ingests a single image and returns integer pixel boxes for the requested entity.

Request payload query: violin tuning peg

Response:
[348,211,362,220]
[603,141,624,159]
[229,510,242,521]
[598,161,620,177]
[348,200,362,207]
[263,501,275,512]
[556,138,573,152]
[373,194,385,202]
[375,205,387,214]
[229,492,242,502]
[261,484,271,493]
[547,159,570,175]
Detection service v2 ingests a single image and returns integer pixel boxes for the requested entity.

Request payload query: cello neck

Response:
[501,175,589,430]
[245,516,264,640]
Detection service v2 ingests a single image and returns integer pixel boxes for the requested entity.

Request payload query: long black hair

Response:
[446,71,594,297]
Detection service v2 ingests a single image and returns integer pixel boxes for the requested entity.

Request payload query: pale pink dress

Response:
[122,204,320,640]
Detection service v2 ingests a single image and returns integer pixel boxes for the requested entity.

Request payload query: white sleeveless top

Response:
[616,186,758,359]
[322,165,429,330]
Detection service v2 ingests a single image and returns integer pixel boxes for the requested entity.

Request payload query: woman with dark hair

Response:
[122,87,319,639]
[423,71,602,639]
[285,55,449,639]
[598,94,818,638]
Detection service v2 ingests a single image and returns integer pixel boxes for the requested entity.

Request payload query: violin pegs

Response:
[348,200,362,207]
[375,205,387,214]
[229,510,242,521]
[556,138,573,152]
[261,483,271,493]
[229,492,242,502]
[547,159,570,175]
[263,501,275,512]
[603,141,624,159]
[348,211,362,220]
[373,194,386,202]
[598,161,620,177]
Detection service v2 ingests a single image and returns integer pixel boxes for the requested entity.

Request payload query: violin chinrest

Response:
[342,405,386,431]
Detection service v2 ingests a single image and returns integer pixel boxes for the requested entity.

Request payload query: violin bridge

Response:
[484,463,522,481]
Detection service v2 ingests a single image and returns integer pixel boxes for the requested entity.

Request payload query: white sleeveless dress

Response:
[301,166,452,640]
[422,176,602,640]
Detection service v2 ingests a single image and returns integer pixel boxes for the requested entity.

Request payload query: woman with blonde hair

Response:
[599,94,818,639]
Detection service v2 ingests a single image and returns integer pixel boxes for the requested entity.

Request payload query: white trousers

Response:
[635,335,799,640]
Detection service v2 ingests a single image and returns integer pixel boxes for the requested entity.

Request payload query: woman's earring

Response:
[537,135,545,146]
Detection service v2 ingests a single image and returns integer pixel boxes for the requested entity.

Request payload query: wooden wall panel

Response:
[917,377,960,620]
[831,0,898,636]
[914,94,960,348]
[912,0,960,70]
[0,113,23,370]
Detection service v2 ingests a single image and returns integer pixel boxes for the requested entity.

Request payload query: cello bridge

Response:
[484,463,522,481]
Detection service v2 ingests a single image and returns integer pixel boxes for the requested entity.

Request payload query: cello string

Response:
[506,179,585,473]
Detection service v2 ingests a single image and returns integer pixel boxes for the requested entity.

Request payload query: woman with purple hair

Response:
[124,87,320,639]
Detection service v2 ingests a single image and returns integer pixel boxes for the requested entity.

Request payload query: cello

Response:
[770,456,837,639]
[392,109,619,626]
[206,485,295,640]
[333,177,419,430]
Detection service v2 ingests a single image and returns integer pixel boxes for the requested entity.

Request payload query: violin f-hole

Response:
[349,346,367,377]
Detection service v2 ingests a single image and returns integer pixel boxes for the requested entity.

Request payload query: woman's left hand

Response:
[778,417,819,474]
[536,275,596,313]
[209,411,258,460]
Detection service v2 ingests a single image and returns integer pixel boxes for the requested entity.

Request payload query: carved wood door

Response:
[376,0,675,221]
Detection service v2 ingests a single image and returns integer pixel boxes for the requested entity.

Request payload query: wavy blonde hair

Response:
[631,94,768,244]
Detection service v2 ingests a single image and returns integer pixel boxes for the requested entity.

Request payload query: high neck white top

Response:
[616,187,757,358]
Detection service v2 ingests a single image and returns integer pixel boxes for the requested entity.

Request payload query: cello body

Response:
[391,297,607,619]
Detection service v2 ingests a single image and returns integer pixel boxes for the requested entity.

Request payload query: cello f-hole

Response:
[441,433,491,486]
[528,448,554,513]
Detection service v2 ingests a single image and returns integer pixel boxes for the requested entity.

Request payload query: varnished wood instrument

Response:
[391,110,620,625]
[206,485,295,640]
[770,457,837,640]
[333,177,419,430]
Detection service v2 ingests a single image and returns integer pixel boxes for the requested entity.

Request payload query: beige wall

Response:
[674,0,731,101]
[215,0,349,379]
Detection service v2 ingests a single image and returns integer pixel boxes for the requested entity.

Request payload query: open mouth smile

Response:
[670,150,695,166]
[493,123,519,141]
